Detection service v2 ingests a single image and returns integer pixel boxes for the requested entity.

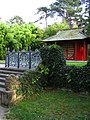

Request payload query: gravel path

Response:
[0,106,8,120]
[0,64,5,68]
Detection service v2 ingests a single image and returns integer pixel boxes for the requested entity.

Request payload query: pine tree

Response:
[50,0,82,28]
[36,7,52,27]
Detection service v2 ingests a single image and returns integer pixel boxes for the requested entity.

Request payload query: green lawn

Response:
[6,90,90,120]
[0,60,5,63]
[66,62,87,67]
[0,60,87,66]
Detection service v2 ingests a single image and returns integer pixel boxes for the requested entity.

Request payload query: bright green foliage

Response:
[5,23,44,51]
[66,62,87,67]
[43,21,69,38]
[5,25,19,51]
[0,22,8,59]
[0,21,44,59]
[37,64,49,75]
[0,18,71,60]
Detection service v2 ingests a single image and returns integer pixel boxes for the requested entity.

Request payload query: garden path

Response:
[0,64,5,68]
[0,106,8,120]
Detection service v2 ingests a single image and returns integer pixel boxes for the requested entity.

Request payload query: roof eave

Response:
[42,37,87,42]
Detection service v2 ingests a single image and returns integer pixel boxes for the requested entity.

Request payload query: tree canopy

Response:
[50,0,82,28]
[81,0,90,35]
[0,16,72,60]
[43,21,69,38]
[9,15,25,25]
[36,7,51,27]
[81,0,90,17]
[36,0,82,28]
[0,20,44,59]
[1,0,90,59]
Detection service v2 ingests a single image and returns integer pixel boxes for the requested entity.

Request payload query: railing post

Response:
[29,47,31,69]
[17,49,20,68]
[5,48,8,67]
[7,48,10,68]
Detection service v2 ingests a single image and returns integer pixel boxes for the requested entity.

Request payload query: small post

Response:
[17,48,20,68]
[29,47,31,69]
[7,48,10,68]
[5,48,8,67]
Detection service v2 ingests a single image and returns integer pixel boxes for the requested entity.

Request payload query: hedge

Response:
[19,45,90,98]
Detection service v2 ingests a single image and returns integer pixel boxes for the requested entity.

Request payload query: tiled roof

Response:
[43,29,87,42]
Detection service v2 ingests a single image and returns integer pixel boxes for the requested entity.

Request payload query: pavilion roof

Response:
[43,29,87,42]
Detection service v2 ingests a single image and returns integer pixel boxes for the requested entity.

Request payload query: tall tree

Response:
[9,15,25,25]
[36,7,52,27]
[81,0,90,35]
[81,0,90,17]
[50,0,82,28]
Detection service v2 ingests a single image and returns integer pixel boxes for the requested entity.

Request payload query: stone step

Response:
[0,74,8,78]
[0,82,5,88]
[0,67,26,106]
[0,70,23,75]
[0,77,6,83]
[0,87,6,92]
[0,67,27,72]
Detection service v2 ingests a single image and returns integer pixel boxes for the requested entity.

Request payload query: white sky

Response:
[0,0,57,28]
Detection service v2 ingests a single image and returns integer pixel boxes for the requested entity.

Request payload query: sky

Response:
[0,0,57,28]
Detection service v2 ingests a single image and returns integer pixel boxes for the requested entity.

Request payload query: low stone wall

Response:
[1,74,22,106]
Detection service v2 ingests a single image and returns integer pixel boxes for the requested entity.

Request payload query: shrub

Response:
[40,44,66,88]
[36,63,49,87]
[40,44,66,68]
[19,70,43,98]
[80,65,90,93]
[19,44,90,96]
[66,65,90,93]
[66,66,83,92]
[39,44,90,93]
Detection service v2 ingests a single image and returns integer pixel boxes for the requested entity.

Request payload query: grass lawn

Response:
[66,62,87,67]
[6,90,90,120]
[0,60,87,66]
[0,60,5,63]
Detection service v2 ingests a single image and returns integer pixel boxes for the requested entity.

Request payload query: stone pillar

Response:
[1,90,16,106]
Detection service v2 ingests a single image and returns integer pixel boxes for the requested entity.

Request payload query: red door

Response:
[77,43,84,61]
